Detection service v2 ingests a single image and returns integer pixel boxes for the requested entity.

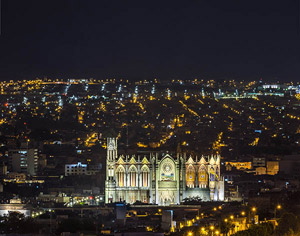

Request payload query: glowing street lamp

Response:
[275,204,282,219]
[250,207,257,224]
[241,211,245,216]
[230,215,234,220]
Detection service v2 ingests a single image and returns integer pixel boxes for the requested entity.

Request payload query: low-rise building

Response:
[266,161,279,175]
[225,161,252,171]
[0,199,31,217]
[65,162,87,176]
[65,162,103,176]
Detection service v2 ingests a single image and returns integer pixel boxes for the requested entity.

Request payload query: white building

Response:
[65,162,87,176]
[65,162,102,176]
[0,199,31,217]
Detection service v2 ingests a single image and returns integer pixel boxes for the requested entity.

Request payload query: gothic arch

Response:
[210,167,215,181]
[160,157,175,181]
[116,165,125,187]
[186,164,195,188]
[141,165,150,187]
[198,165,208,188]
[216,166,220,180]
[128,165,138,187]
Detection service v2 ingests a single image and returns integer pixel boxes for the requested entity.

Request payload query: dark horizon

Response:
[0,0,300,82]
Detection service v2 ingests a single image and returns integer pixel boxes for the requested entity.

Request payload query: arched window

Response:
[141,165,150,187]
[129,165,138,187]
[198,165,208,188]
[116,166,125,187]
[186,165,195,188]
[216,166,220,180]
[210,167,215,181]
[160,158,175,181]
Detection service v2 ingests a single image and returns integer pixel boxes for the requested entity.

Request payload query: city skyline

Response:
[1,2,300,235]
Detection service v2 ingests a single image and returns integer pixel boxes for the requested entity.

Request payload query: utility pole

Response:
[49,209,52,235]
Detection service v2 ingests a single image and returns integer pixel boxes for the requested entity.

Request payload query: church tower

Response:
[105,137,117,203]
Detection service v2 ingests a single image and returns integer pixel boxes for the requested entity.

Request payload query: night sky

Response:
[0,0,299,81]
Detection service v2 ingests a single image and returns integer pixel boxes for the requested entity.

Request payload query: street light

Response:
[275,204,282,219]
[250,207,257,224]
[224,218,228,222]
[188,231,193,236]
[230,215,234,220]
[210,226,215,236]
[215,230,220,235]
[241,211,245,216]
[200,227,207,236]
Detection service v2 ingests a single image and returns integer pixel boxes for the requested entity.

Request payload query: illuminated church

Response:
[105,137,224,205]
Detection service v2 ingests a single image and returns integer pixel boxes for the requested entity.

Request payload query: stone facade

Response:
[105,137,224,205]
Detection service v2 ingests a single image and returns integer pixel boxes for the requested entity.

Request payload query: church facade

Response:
[105,137,224,205]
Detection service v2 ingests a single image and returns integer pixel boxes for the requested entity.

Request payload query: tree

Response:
[182,197,202,205]
[220,221,235,236]
[276,213,300,236]
[232,223,273,236]
[57,218,82,234]
[0,212,39,234]
[56,218,96,234]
